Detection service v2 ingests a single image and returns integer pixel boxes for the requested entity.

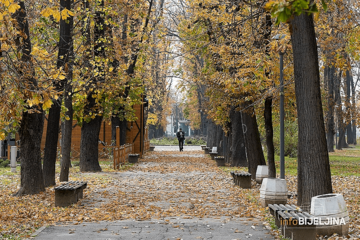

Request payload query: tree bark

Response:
[216,125,223,154]
[17,112,45,196]
[325,66,335,152]
[80,115,102,172]
[263,12,275,177]
[43,102,61,187]
[290,12,332,207]
[13,1,45,196]
[350,75,357,145]
[60,85,73,181]
[44,0,74,186]
[206,121,216,148]
[230,108,247,167]
[346,70,353,144]
[241,104,266,179]
[335,71,347,149]
[79,0,104,172]
[264,97,276,178]
[119,119,127,145]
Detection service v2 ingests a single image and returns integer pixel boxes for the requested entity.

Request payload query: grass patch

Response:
[221,146,360,177]
[150,137,206,146]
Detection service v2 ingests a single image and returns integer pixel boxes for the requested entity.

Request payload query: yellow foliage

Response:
[42,99,53,110]
[147,113,158,125]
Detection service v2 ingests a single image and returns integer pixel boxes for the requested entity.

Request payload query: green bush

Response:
[273,120,298,158]
[150,136,207,145]
[0,159,10,168]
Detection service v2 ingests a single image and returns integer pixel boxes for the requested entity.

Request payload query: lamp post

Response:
[273,34,286,179]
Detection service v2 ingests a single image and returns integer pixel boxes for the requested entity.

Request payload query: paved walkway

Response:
[33,148,273,240]
[152,145,202,151]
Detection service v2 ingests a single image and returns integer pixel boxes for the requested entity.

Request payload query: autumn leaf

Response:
[42,99,53,110]
[8,3,20,13]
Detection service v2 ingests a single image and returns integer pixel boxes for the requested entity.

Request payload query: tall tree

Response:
[59,0,74,181]
[290,8,332,206]
[335,71,347,149]
[79,0,105,172]
[43,0,74,185]
[230,108,247,167]
[325,65,336,152]
[345,69,354,144]
[13,1,45,196]
[241,104,266,179]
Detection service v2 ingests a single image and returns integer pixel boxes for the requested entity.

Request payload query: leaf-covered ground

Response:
[0,150,359,239]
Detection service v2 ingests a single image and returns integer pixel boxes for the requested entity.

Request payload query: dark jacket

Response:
[177,131,185,140]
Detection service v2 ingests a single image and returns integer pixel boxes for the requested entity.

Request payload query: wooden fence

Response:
[113,143,134,169]
[144,139,150,152]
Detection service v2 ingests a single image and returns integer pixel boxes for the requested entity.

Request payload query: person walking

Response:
[176,128,185,151]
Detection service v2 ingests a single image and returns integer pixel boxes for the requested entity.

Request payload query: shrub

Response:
[150,136,207,145]
[273,120,298,158]
[0,159,10,168]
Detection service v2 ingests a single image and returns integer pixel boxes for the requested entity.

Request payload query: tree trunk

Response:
[241,104,266,179]
[120,119,127,145]
[225,132,231,163]
[43,102,61,187]
[350,74,357,145]
[16,112,45,195]
[60,86,73,181]
[80,115,102,172]
[230,108,247,167]
[290,12,332,207]
[346,70,353,144]
[263,12,275,177]
[13,1,45,196]
[335,71,347,149]
[44,0,74,186]
[79,0,104,172]
[216,125,223,154]
[325,66,335,152]
[264,97,276,178]
[206,121,216,148]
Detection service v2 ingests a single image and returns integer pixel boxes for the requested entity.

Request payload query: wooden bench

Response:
[128,153,140,163]
[277,211,316,239]
[268,204,301,227]
[214,156,225,166]
[204,147,210,154]
[55,181,87,207]
[231,172,252,189]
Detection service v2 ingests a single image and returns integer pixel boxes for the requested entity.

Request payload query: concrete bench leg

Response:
[285,225,317,240]
[55,190,78,207]
[76,188,84,199]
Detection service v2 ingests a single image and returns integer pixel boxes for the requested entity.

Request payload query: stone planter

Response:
[149,146,155,151]
[201,145,206,150]
[311,193,349,236]
[256,165,269,184]
[259,178,287,207]
[128,154,139,163]
[215,156,225,166]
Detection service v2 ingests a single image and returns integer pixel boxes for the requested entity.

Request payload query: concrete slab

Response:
[34,217,273,240]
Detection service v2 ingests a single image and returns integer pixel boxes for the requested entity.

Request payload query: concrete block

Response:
[259,178,287,207]
[256,165,268,184]
[311,193,349,236]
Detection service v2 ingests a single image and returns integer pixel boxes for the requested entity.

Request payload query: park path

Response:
[34,147,274,240]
